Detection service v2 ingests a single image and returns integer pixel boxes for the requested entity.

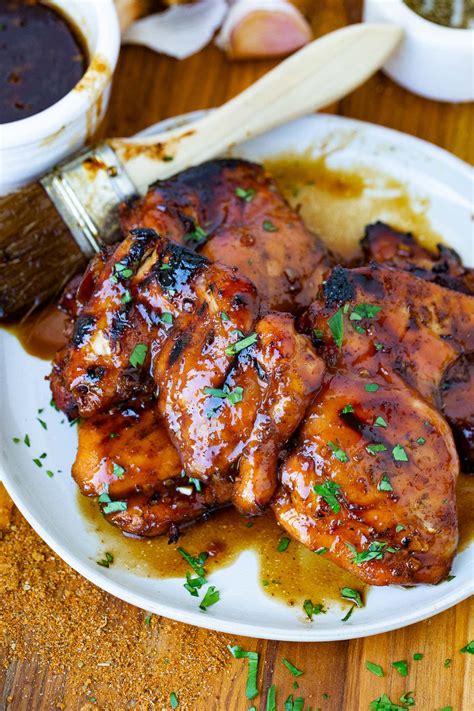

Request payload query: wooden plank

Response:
[1,1,472,709]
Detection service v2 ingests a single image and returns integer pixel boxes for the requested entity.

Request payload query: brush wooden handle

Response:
[111,23,402,194]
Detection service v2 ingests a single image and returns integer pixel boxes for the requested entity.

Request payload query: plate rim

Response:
[1,112,473,642]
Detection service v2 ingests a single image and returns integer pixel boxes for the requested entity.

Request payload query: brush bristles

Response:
[0,182,86,322]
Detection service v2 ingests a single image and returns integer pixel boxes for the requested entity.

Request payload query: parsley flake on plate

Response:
[303,599,326,620]
[96,552,114,568]
[199,585,220,611]
[277,537,291,552]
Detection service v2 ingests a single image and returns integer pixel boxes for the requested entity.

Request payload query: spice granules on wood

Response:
[0,485,233,709]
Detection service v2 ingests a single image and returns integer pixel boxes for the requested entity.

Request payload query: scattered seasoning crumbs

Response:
[227,645,259,700]
[277,537,291,552]
[392,660,408,677]
[225,332,258,357]
[282,658,303,677]
[303,599,326,620]
[129,343,147,368]
[313,480,342,512]
[460,640,474,654]
[393,444,408,462]
[327,441,349,463]
[341,587,363,608]
[96,552,114,568]
[266,684,276,711]
[112,462,125,479]
[377,475,393,492]
[235,187,256,202]
[263,220,277,232]
[328,309,344,349]
[170,691,179,709]
[413,652,423,661]
[365,661,384,677]
[365,383,379,392]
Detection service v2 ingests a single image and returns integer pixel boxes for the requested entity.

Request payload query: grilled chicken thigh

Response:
[120,159,331,313]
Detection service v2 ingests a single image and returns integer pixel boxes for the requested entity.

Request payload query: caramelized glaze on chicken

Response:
[120,159,331,313]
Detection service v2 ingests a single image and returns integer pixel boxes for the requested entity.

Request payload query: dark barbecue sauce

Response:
[0,0,88,124]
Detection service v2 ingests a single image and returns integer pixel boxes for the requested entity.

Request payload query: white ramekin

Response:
[0,0,120,195]
[363,0,474,103]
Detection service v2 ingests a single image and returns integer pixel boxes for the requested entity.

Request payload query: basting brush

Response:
[0,23,401,321]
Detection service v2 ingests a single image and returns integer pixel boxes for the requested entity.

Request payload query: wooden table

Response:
[1,2,472,709]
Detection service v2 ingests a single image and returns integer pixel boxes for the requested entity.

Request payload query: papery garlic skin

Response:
[216,0,312,59]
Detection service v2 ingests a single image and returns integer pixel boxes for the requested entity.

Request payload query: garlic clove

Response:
[123,0,227,60]
[216,0,312,59]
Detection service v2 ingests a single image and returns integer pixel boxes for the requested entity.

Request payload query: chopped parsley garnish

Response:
[204,384,244,405]
[341,587,363,607]
[144,613,152,626]
[393,444,409,462]
[159,263,171,271]
[374,416,388,428]
[341,605,355,622]
[112,462,125,479]
[313,328,324,340]
[121,289,132,304]
[416,436,426,445]
[460,640,474,654]
[227,645,259,700]
[444,658,452,667]
[97,552,114,568]
[235,187,256,202]
[377,475,393,492]
[350,303,382,320]
[177,548,208,576]
[313,480,341,513]
[221,311,230,321]
[24,434,30,447]
[33,458,42,468]
[392,660,408,677]
[46,470,54,478]
[161,312,173,324]
[399,692,416,707]
[266,685,276,711]
[370,693,410,710]
[366,443,387,455]
[282,658,303,677]
[169,691,179,709]
[327,441,349,463]
[347,540,399,565]
[277,537,291,552]
[365,383,380,392]
[189,477,202,492]
[185,224,208,243]
[374,342,384,351]
[102,500,127,515]
[113,261,133,279]
[366,660,384,677]
[12,437,20,443]
[199,585,220,611]
[341,403,354,414]
[315,547,329,555]
[284,694,304,711]
[413,652,423,660]
[129,343,147,367]
[163,155,173,162]
[328,309,344,349]
[184,571,207,597]
[396,524,405,532]
[225,332,258,356]
[303,599,326,620]
[37,418,47,430]
[262,220,277,232]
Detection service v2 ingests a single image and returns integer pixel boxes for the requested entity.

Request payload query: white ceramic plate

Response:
[1,114,473,642]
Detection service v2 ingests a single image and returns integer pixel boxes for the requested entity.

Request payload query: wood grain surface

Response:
[1,1,473,709]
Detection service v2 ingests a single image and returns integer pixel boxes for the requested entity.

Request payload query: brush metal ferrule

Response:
[41,143,137,258]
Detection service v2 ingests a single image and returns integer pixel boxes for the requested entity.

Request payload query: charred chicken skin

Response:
[120,159,331,314]
[274,263,471,584]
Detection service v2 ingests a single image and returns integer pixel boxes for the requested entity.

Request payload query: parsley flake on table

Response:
[129,343,147,367]
[327,441,349,463]
[225,332,258,356]
[366,660,384,677]
[227,645,259,700]
[266,684,276,711]
[392,659,408,676]
[413,652,423,660]
[284,694,305,711]
[444,658,452,667]
[169,691,179,709]
[328,308,344,349]
[460,640,474,654]
[282,658,303,677]
[313,480,342,512]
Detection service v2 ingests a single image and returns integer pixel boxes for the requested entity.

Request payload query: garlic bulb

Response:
[216,0,312,59]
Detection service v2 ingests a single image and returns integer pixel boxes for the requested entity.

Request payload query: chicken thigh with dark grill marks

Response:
[120,159,331,314]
